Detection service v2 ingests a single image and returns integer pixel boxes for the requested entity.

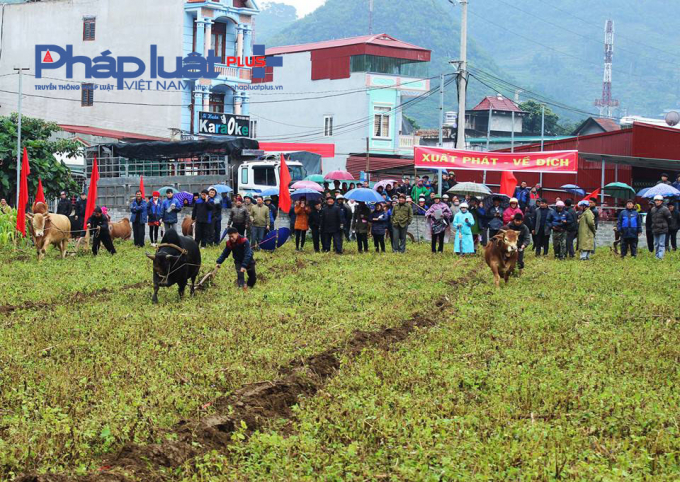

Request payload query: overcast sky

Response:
[277,0,326,17]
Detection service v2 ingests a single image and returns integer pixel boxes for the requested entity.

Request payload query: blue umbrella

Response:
[641,183,680,199]
[636,187,651,197]
[242,189,262,200]
[260,187,280,197]
[291,188,323,201]
[561,184,585,197]
[212,184,233,194]
[260,227,291,251]
[344,188,384,204]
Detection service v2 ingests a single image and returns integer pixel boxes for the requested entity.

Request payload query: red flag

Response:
[83,156,100,227]
[278,154,292,213]
[499,171,517,197]
[139,175,145,198]
[581,188,600,202]
[35,178,46,204]
[16,148,30,236]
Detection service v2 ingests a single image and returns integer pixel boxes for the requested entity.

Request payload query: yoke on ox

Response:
[27,212,71,260]
[146,230,201,303]
[484,229,519,287]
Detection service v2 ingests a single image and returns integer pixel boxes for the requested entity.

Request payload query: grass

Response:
[1,240,679,480]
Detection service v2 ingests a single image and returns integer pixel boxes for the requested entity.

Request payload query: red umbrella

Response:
[324,170,355,181]
[291,180,323,191]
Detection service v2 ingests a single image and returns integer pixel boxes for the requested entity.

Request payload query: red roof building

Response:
[465,95,527,139]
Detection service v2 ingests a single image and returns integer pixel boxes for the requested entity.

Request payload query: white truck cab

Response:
[237,154,307,196]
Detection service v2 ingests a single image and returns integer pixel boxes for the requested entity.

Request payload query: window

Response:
[324,116,333,137]
[373,106,391,138]
[211,22,227,64]
[81,83,94,107]
[253,166,276,186]
[209,93,225,113]
[241,166,249,185]
[83,17,96,41]
[249,120,258,139]
[350,55,429,78]
[288,165,306,182]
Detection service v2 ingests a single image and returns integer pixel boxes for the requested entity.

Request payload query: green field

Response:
[1,240,679,480]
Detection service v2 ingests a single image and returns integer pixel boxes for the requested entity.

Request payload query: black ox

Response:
[146,230,201,303]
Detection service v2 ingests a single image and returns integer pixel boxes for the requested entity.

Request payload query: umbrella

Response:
[324,170,355,181]
[158,186,175,196]
[242,189,262,200]
[641,183,680,199]
[636,187,651,198]
[261,187,280,197]
[603,182,636,199]
[291,188,323,201]
[561,184,585,197]
[305,174,326,183]
[482,194,510,211]
[260,227,291,251]
[373,179,398,191]
[447,182,492,197]
[212,184,233,194]
[173,191,194,205]
[344,188,384,204]
[291,180,323,191]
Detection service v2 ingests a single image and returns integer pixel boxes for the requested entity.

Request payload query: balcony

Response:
[399,135,420,149]
[214,65,252,82]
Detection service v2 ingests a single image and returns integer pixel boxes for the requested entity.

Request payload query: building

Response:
[465,95,526,138]
[0,0,259,140]
[572,117,620,136]
[249,34,431,172]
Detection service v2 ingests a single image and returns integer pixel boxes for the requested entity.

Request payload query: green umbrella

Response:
[158,186,175,196]
[305,174,325,183]
[603,182,635,199]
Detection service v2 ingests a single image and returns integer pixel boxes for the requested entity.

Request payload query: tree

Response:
[0,114,80,205]
[519,100,564,136]
[403,114,421,131]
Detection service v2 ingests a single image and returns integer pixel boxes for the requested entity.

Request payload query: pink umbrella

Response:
[324,170,355,181]
[373,179,398,191]
[291,180,324,192]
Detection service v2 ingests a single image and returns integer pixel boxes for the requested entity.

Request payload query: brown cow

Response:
[484,229,520,287]
[26,213,71,260]
[110,218,132,240]
[181,216,194,237]
[32,202,48,214]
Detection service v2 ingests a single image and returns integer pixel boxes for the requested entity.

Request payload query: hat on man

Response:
[152,191,160,197]
[556,201,565,207]
[460,202,469,208]
[336,194,345,200]
[443,194,450,199]
[654,194,664,201]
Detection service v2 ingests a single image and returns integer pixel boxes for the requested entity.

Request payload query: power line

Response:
[493,0,673,65]
[533,0,680,60]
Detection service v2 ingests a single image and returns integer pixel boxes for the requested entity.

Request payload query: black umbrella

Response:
[483,194,510,211]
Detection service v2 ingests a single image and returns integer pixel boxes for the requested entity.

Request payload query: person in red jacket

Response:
[503,198,523,224]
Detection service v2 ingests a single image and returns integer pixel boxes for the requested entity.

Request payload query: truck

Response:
[236,154,308,196]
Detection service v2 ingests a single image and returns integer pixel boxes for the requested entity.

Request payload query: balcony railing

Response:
[214,65,252,81]
[399,135,420,149]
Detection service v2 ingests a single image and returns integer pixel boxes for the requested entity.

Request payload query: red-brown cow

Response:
[484,229,520,287]
[110,218,132,240]
[181,217,194,237]
[27,213,71,260]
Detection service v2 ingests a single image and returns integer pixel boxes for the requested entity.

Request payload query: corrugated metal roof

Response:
[471,96,523,113]
[59,125,168,141]
[266,34,430,56]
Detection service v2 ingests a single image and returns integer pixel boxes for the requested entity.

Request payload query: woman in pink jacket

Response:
[503,198,523,224]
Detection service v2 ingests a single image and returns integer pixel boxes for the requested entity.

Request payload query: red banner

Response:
[414,147,578,174]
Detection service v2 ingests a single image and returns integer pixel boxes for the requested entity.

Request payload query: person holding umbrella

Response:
[370,202,389,253]
[452,202,475,255]
[425,194,452,254]
[293,197,311,251]
[308,201,323,253]
[352,201,371,253]
[649,195,672,259]
[486,196,505,240]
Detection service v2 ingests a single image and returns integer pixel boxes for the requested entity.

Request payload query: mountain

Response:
[254,2,298,45]
[259,0,680,128]
[263,0,505,129]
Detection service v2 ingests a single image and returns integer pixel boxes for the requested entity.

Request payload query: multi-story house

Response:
[249,34,431,172]
[0,0,259,140]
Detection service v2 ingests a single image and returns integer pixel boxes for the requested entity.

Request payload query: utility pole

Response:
[511,110,515,153]
[540,103,545,187]
[14,67,29,208]
[365,137,370,185]
[368,0,374,35]
[454,0,468,149]
[438,74,445,196]
[485,104,492,151]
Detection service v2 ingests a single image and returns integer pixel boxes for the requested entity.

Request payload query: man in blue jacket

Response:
[215,227,256,290]
[547,201,573,260]
[513,181,531,210]
[617,199,642,258]
[161,189,182,233]
[130,190,148,247]
[207,187,220,246]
